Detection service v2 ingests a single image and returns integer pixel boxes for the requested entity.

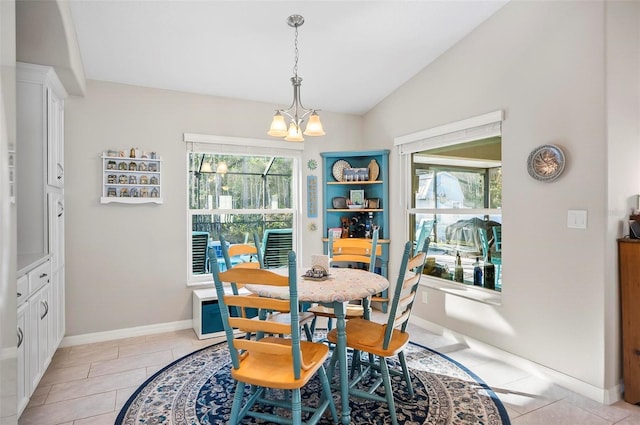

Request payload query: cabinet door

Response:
[28,284,51,393]
[50,267,65,348]
[17,303,29,415]
[47,87,64,188]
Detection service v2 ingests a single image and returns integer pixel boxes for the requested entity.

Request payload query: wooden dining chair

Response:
[213,240,315,341]
[326,239,429,425]
[308,228,379,332]
[210,251,338,425]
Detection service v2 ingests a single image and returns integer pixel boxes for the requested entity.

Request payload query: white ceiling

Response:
[68,1,508,115]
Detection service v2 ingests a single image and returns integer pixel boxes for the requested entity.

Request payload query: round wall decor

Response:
[527,144,566,182]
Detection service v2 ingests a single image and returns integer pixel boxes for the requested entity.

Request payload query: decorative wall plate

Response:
[307,159,317,170]
[527,144,566,182]
[332,160,351,181]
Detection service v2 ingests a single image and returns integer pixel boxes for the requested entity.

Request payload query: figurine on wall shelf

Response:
[341,216,350,239]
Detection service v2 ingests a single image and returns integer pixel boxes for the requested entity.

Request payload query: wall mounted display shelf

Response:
[100,151,162,204]
[321,150,390,311]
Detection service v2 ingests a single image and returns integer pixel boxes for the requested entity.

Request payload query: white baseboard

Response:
[60,320,193,347]
[410,316,622,405]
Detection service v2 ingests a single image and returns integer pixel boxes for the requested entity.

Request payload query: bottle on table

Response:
[473,256,483,286]
[454,251,464,283]
[484,250,495,290]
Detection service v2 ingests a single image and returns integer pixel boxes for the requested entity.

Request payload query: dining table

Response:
[244,266,390,425]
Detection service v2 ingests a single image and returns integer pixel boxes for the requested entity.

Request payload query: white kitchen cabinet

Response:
[17,62,67,417]
[17,302,29,416]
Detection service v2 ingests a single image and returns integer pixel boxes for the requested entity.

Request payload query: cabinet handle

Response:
[17,292,22,298]
[635,349,640,356]
[17,328,23,348]
[57,163,64,180]
[41,300,49,320]
[39,273,48,278]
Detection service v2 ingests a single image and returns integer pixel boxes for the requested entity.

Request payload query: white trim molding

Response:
[60,320,193,347]
[184,133,305,152]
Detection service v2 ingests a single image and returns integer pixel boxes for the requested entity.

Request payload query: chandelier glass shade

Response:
[267,15,324,142]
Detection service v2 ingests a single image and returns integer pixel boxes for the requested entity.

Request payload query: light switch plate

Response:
[567,209,587,229]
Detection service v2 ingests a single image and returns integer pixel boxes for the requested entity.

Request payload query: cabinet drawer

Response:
[17,275,28,306]
[28,261,51,295]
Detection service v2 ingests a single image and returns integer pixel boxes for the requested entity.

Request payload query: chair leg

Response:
[303,323,313,341]
[317,365,339,423]
[379,357,399,425]
[398,351,414,397]
[229,381,246,425]
[292,388,302,425]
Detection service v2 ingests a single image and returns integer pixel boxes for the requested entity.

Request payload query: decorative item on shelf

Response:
[120,188,130,197]
[343,167,368,182]
[107,160,116,170]
[118,175,128,184]
[340,216,350,238]
[368,159,379,181]
[332,159,351,182]
[148,163,157,172]
[129,175,137,184]
[130,147,136,158]
[118,151,125,157]
[349,189,365,205]
[107,150,118,157]
[118,162,127,170]
[150,188,159,198]
[107,175,117,184]
[128,162,137,171]
[140,188,149,198]
[267,15,325,142]
[150,152,157,159]
[130,188,139,197]
[367,198,380,209]
[332,196,347,209]
[328,227,342,240]
[107,187,117,197]
[140,175,149,185]
[138,162,148,171]
[150,176,158,185]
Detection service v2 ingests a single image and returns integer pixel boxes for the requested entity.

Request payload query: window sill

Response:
[420,275,502,306]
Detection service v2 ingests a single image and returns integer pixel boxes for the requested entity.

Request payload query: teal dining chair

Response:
[210,251,338,425]
[326,239,429,425]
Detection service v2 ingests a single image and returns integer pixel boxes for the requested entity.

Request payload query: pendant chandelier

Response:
[267,14,325,142]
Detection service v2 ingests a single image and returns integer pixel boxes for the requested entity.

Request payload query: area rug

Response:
[116,339,510,425]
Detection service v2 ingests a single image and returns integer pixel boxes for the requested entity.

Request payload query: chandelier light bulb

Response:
[284,122,304,142]
[268,112,288,137]
[303,111,325,136]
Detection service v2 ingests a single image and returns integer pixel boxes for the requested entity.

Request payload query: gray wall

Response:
[364,0,639,401]
[64,81,363,335]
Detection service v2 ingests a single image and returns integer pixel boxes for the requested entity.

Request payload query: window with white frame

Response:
[185,135,301,285]
[397,112,503,293]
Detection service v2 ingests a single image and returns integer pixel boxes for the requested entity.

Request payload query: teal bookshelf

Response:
[321,150,390,311]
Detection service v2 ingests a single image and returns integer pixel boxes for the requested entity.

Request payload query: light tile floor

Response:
[18,318,640,425]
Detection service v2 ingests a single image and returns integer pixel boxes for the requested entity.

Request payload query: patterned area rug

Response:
[116,339,510,425]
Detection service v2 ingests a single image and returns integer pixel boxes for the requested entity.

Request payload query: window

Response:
[185,135,301,285]
[397,111,503,295]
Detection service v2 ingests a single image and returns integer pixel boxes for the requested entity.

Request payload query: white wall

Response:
[363,0,639,401]
[64,80,363,336]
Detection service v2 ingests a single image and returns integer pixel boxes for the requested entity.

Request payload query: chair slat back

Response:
[414,219,434,256]
[220,233,264,271]
[493,226,502,252]
[208,249,303,378]
[477,227,490,262]
[383,239,429,348]
[328,228,379,272]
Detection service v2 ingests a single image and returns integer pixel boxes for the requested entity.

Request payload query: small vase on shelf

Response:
[368,159,379,181]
